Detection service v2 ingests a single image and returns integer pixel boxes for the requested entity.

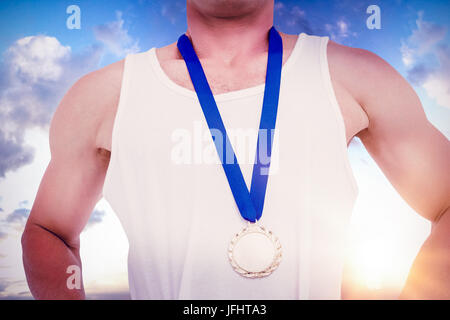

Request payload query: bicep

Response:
[356,54,450,221]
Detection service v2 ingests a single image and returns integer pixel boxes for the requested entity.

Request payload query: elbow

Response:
[433,206,450,225]
[21,219,81,252]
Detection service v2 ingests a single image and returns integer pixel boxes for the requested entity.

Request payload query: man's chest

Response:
[99,40,369,153]
[159,58,368,144]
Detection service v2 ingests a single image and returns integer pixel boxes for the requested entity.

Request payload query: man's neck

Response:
[185,2,274,65]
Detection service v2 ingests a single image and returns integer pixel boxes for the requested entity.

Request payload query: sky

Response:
[0,0,449,299]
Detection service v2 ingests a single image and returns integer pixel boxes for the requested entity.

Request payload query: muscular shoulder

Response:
[327,40,419,128]
[328,41,399,101]
[49,60,124,159]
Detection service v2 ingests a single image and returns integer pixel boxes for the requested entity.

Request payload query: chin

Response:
[188,0,271,19]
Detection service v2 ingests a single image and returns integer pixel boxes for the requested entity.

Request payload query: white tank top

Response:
[102,33,358,300]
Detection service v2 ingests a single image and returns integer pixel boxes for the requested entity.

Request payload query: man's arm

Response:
[21,60,123,299]
[329,42,450,299]
[401,206,450,299]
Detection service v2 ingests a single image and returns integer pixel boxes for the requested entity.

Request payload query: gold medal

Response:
[228,222,282,278]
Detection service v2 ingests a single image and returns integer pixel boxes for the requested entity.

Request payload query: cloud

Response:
[93,11,140,57]
[0,12,139,178]
[422,45,450,108]
[86,290,131,300]
[4,206,105,225]
[274,2,313,34]
[161,1,186,25]
[402,12,450,109]
[0,207,30,240]
[0,230,7,240]
[0,132,34,179]
[87,209,106,226]
[6,36,71,83]
[18,200,28,207]
[406,63,432,85]
[401,11,446,66]
[6,208,30,224]
[0,279,10,294]
[0,36,102,178]
[0,278,29,298]
[400,43,415,67]
[325,19,357,42]
[274,2,356,44]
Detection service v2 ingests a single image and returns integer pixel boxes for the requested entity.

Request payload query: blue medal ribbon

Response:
[177,27,283,223]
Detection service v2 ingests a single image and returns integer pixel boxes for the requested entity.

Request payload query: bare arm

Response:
[329,42,450,299]
[21,61,123,299]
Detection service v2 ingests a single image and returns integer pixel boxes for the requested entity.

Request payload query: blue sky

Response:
[0,0,449,299]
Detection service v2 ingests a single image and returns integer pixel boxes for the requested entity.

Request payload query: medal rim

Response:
[228,223,282,278]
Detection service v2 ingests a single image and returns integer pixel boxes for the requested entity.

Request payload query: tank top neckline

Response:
[147,33,306,102]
